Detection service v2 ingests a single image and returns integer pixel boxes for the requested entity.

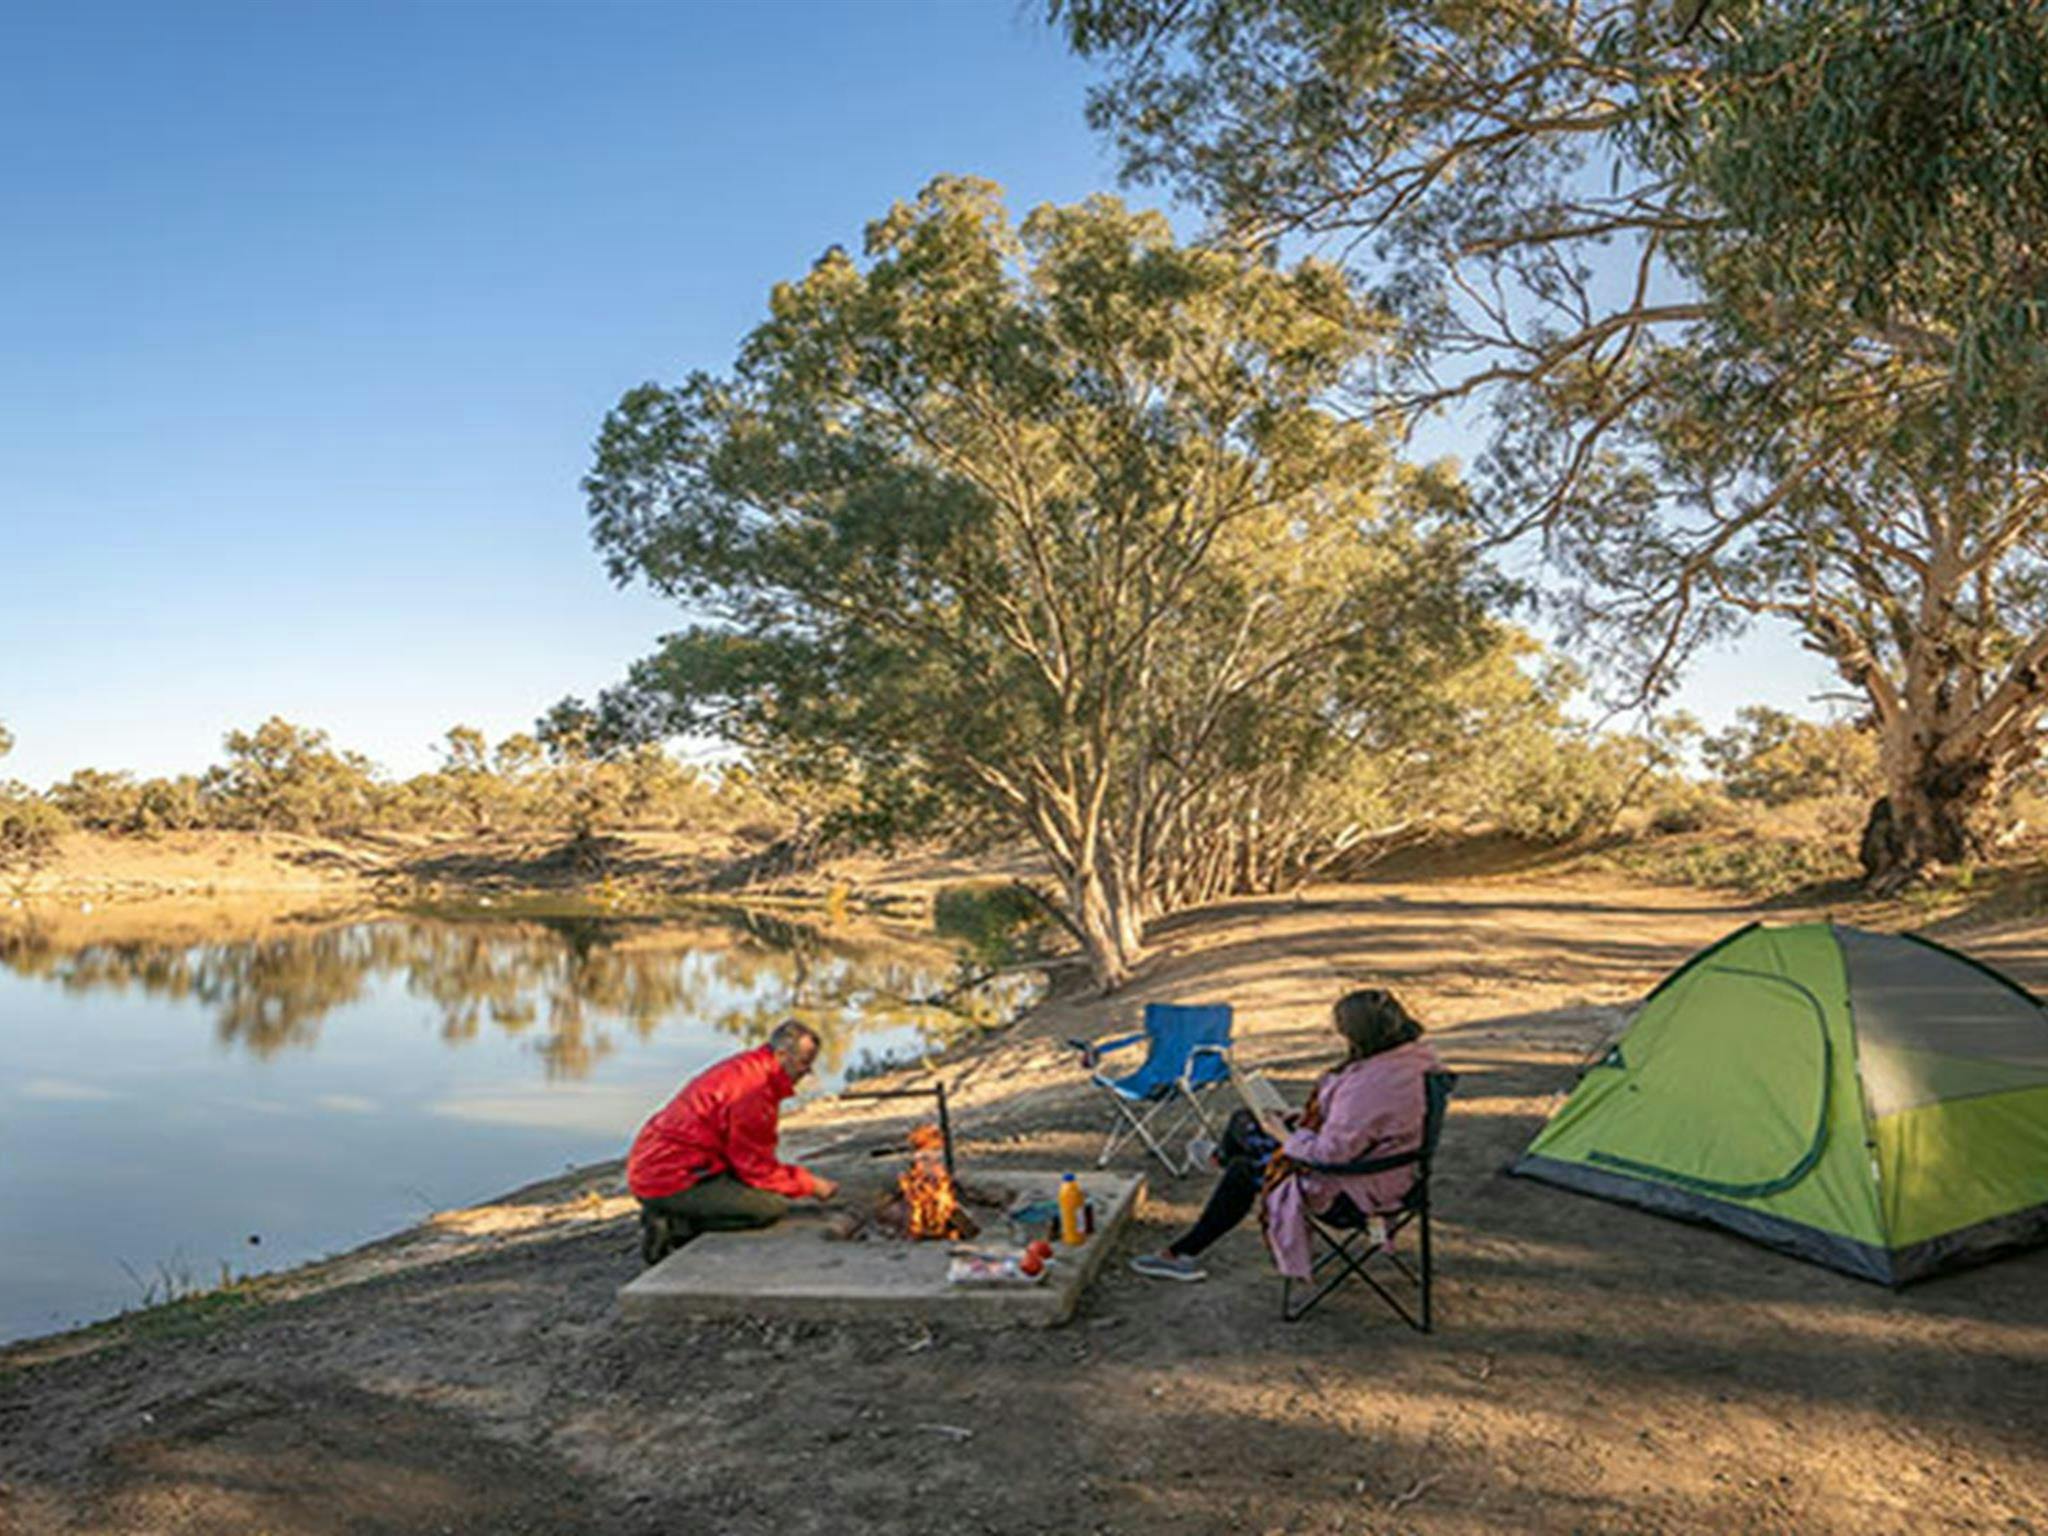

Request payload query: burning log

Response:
[889,1124,979,1240]
[871,1193,980,1242]
[820,1123,1019,1242]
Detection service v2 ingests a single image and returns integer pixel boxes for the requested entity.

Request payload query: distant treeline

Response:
[0,704,1890,882]
[0,709,786,865]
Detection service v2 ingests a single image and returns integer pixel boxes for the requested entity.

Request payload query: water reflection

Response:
[0,908,1034,1082]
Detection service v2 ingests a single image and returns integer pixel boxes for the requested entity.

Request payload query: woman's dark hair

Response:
[1332,988,1424,1061]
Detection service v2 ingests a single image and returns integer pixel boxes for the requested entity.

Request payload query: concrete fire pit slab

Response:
[619,1170,1144,1329]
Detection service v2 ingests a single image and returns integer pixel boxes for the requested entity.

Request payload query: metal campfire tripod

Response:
[841,1079,955,1182]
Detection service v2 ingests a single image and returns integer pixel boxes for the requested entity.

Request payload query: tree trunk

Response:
[1065,862,1139,992]
[1858,755,2006,890]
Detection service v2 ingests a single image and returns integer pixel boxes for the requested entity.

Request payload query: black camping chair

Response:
[1280,1069,1456,1330]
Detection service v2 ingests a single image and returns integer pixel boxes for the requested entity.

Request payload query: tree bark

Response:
[1065,861,1138,992]
[1858,756,2007,890]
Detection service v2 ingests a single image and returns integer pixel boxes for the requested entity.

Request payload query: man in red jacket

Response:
[629,1020,841,1264]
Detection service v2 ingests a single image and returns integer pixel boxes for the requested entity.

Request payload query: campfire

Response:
[825,1121,1017,1243]
[897,1124,964,1239]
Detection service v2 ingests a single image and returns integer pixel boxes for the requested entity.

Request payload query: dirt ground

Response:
[4,873,2047,1535]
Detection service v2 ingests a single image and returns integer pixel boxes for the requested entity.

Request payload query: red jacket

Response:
[627,1044,819,1200]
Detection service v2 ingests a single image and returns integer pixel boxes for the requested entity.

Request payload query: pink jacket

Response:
[1264,1038,1443,1280]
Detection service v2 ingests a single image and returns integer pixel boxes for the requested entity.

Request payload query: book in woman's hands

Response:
[1236,1071,1293,1142]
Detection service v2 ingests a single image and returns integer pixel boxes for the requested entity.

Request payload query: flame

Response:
[898,1123,959,1240]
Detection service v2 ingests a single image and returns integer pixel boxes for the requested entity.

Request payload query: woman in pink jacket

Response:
[1130,988,1442,1283]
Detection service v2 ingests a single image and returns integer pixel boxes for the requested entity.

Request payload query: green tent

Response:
[1512,922,2048,1284]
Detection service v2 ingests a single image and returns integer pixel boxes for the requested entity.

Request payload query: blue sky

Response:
[0,1,1832,789]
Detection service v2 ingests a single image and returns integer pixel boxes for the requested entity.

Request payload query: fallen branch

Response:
[1388,1473,1443,1513]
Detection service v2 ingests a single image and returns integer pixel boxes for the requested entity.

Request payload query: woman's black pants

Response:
[1167,1108,1361,1258]
[1167,1109,1272,1257]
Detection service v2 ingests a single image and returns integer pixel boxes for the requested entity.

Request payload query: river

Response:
[0,904,1025,1345]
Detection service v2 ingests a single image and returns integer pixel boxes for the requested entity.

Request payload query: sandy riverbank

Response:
[6,826,768,905]
[4,871,2047,1534]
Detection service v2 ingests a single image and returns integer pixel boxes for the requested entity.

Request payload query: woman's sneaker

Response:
[1129,1252,1207,1283]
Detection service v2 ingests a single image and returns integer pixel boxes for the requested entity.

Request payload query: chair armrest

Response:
[1068,1033,1145,1070]
[1290,1148,1423,1176]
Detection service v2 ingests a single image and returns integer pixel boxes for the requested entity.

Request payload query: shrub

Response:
[933,881,1053,966]
[1703,707,1880,805]
[1644,779,1738,836]
[49,768,144,831]
[1494,734,1659,843]
[0,788,69,878]
[1605,833,1856,898]
[211,718,379,832]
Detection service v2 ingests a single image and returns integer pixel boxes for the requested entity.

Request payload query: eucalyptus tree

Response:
[0,721,66,881]
[584,178,1513,988]
[435,726,500,831]
[210,717,380,832]
[1057,0,2048,884]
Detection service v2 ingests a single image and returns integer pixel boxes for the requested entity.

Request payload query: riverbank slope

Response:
[6,826,762,904]
[4,872,2046,1534]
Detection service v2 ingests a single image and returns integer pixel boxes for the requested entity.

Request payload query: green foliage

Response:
[1056,0,2048,883]
[520,697,721,838]
[49,768,144,830]
[1702,707,1880,806]
[1641,776,1738,837]
[1666,0,2048,455]
[0,724,68,877]
[932,882,1054,968]
[1493,734,1661,845]
[585,177,1519,986]
[132,775,209,834]
[1598,831,1858,900]
[0,787,69,879]
[435,725,498,830]
[25,718,776,844]
[211,717,379,832]
[1384,644,1706,844]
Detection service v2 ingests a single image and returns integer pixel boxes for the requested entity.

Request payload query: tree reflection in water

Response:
[0,909,1039,1082]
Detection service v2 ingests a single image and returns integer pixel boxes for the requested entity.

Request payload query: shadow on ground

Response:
[6,877,2046,1534]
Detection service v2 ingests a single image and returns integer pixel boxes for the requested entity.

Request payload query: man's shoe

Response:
[1129,1251,1207,1283]
[640,1210,697,1266]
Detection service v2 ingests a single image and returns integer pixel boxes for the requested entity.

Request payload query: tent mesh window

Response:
[1837,927,2048,1119]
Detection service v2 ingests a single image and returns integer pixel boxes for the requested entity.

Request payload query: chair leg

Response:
[1419,1196,1433,1334]
[1093,1081,1233,1177]
[1284,1226,1374,1322]
[1096,1108,1130,1167]
[1140,1086,1219,1170]
[1096,1094,1187,1175]
[1127,1113,1184,1175]
[1280,1210,1433,1332]
[1175,1082,1222,1139]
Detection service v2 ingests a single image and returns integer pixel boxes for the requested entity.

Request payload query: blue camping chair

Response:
[1071,1003,1236,1176]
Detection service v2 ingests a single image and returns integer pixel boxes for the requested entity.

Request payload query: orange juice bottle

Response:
[1058,1174,1086,1246]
